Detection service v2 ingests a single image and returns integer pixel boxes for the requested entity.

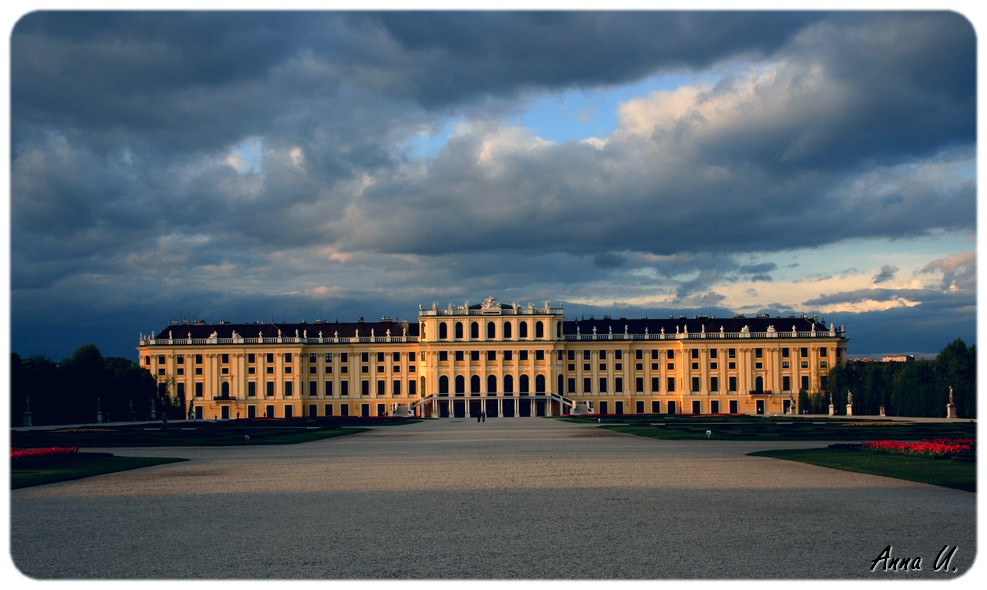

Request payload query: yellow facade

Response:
[137,297,847,420]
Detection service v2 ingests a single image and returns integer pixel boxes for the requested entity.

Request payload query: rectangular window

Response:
[567,378,576,394]
[326,381,333,396]
[615,350,623,360]
[471,350,480,361]
[535,350,545,361]
[651,377,660,392]
[667,350,675,360]
[361,381,370,396]
[636,350,643,360]
[691,377,700,392]
[583,350,591,360]
[820,348,828,357]
[600,350,607,360]
[691,348,699,359]
[568,350,576,360]
[409,380,417,396]
[325,353,333,362]
[755,348,763,358]
[783,376,791,391]
[455,351,464,361]
[284,381,293,397]
[393,380,401,396]
[439,351,448,361]
[377,352,385,362]
[341,381,349,396]
[729,376,737,392]
[195,382,203,398]
[599,377,608,393]
[599,363,607,371]
[501,350,510,361]
[801,347,809,357]
[341,353,348,363]
[248,353,255,364]
[196,354,204,364]
[266,353,274,363]
[377,380,385,395]
[247,382,256,397]
[728,348,736,358]
[409,352,416,362]
[635,377,644,392]
[310,353,317,363]
[266,381,274,397]
[782,347,790,358]
[309,381,317,396]
[583,377,592,393]
[615,377,623,393]
[651,349,659,360]
[710,377,719,392]
[285,353,292,363]
[710,349,718,359]
[361,352,369,362]
[176,354,185,364]
[801,376,810,391]
[782,361,790,369]
[666,377,675,392]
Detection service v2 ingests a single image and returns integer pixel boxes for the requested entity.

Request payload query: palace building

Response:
[137,297,847,420]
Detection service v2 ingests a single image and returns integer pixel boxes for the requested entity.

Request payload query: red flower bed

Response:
[862,438,975,459]
[11,446,80,466]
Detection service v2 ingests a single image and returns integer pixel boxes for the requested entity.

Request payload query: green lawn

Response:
[561,415,977,441]
[11,417,414,489]
[12,453,188,489]
[749,446,976,492]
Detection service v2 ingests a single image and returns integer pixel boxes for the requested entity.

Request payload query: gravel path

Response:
[9,418,976,580]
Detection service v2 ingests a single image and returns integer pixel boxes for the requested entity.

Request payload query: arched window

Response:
[504,374,514,393]
[455,375,465,394]
[438,322,448,340]
[470,375,481,393]
[221,382,230,397]
[455,322,464,339]
[420,323,426,340]
[535,321,544,338]
[519,321,528,338]
[439,375,449,394]
[556,321,562,338]
[557,374,564,395]
[503,321,512,339]
[470,322,479,339]
[487,321,496,339]
[755,376,764,393]
[535,375,546,393]
[420,376,426,395]
[487,375,497,394]
[520,374,530,393]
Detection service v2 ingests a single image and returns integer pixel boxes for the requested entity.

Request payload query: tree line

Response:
[10,344,183,427]
[802,339,976,418]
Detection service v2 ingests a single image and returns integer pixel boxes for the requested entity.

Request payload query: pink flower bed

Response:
[862,438,975,459]
[11,446,80,465]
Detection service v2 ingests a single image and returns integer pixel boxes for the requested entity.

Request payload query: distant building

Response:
[137,297,848,420]
[881,355,915,363]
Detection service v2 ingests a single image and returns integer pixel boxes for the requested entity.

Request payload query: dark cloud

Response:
[8,11,977,360]
[872,265,898,284]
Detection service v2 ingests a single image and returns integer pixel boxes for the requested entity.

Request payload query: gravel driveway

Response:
[9,418,976,579]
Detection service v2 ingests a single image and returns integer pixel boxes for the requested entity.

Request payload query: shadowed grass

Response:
[12,453,188,489]
[749,446,975,492]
